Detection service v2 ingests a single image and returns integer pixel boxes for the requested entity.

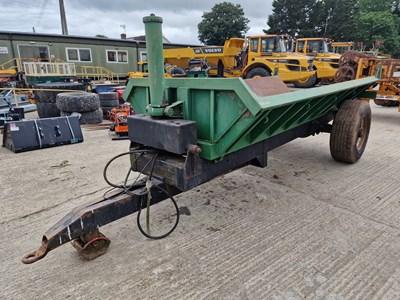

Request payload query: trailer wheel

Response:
[246,68,270,79]
[330,100,371,163]
[36,102,61,118]
[56,92,100,113]
[373,99,398,107]
[293,74,318,88]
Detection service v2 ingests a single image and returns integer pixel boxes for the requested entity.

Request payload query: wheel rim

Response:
[356,115,369,150]
[297,76,309,83]
[335,65,355,82]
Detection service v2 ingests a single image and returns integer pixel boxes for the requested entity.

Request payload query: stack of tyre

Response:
[98,92,119,119]
[56,92,103,124]
[34,82,84,118]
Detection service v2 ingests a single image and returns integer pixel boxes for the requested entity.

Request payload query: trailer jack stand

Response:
[71,229,111,260]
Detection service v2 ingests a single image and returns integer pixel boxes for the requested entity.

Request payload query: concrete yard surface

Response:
[0,103,399,299]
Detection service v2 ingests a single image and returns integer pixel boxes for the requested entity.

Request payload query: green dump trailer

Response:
[22,15,379,264]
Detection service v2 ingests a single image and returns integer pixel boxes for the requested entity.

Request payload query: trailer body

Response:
[22,15,379,265]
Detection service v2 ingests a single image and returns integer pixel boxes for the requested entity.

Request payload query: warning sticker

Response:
[9,123,19,131]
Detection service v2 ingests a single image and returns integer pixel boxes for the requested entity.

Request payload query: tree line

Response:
[266,0,400,56]
[197,1,400,56]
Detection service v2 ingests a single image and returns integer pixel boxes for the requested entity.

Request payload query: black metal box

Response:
[2,116,83,153]
[128,114,197,154]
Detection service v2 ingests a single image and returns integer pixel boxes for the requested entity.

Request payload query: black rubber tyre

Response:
[61,108,103,124]
[330,100,371,164]
[100,99,119,107]
[35,82,84,103]
[245,68,270,79]
[373,99,398,107]
[36,102,61,118]
[171,67,186,76]
[293,74,318,88]
[98,92,118,100]
[56,92,100,113]
[321,78,335,85]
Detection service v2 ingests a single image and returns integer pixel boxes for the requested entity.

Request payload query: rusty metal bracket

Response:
[71,229,111,260]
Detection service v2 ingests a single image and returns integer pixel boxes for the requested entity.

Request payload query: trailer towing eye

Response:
[22,241,49,264]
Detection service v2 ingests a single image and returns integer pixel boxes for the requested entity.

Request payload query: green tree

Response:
[266,0,326,37]
[356,11,400,54]
[198,2,250,45]
[95,34,108,38]
[323,0,359,41]
[266,0,360,39]
[393,0,400,15]
[354,0,400,55]
[265,0,400,55]
[357,0,393,12]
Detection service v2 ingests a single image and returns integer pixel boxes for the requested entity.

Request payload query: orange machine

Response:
[109,103,133,136]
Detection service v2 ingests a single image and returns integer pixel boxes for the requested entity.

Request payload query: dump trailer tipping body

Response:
[22,14,379,264]
[125,75,376,161]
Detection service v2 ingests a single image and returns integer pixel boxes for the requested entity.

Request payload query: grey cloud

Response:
[0,0,273,44]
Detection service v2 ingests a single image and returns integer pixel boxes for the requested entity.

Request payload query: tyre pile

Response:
[35,82,84,118]
[99,92,119,119]
[56,92,103,124]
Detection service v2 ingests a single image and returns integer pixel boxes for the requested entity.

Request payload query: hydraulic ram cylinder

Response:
[143,14,166,116]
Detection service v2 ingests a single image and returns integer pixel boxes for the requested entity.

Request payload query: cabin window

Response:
[106,50,128,63]
[66,48,92,62]
[261,38,276,52]
[308,41,322,53]
[79,49,91,61]
[250,38,259,53]
[18,45,50,60]
[297,41,304,53]
[140,51,147,62]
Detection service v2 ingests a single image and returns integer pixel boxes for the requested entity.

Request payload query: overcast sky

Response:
[1,0,273,44]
